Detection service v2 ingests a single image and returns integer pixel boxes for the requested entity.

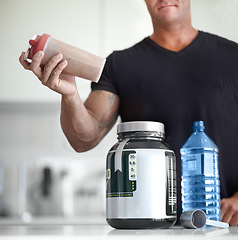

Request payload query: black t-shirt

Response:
[92,31,238,217]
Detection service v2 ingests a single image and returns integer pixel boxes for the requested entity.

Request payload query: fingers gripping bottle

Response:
[180,121,221,221]
[24,33,106,82]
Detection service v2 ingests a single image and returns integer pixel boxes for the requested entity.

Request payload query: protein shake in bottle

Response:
[24,33,106,82]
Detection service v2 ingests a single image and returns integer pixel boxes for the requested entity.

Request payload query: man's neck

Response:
[150,25,198,52]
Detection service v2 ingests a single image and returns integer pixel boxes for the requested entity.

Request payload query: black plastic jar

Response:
[106,121,177,229]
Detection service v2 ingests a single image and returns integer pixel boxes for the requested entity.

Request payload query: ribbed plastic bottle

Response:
[180,121,221,221]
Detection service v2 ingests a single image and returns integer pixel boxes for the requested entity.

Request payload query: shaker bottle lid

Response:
[24,33,51,60]
[117,121,165,134]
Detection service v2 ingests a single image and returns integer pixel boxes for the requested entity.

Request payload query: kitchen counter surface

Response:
[0,217,237,240]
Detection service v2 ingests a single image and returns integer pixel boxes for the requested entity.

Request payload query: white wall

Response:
[191,0,238,42]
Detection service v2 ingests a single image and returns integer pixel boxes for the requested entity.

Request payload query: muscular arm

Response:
[60,90,119,152]
[19,51,119,152]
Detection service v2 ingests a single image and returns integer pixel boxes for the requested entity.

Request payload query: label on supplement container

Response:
[106,149,177,219]
[166,151,177,215]
[106,150,137,198]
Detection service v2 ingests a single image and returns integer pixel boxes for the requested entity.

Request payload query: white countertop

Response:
[0,217,237,240]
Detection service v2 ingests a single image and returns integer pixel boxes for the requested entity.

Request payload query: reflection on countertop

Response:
[0,217,237,239]
[0,216,107,226]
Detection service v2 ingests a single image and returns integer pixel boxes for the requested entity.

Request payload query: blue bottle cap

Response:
[193,121,205,132]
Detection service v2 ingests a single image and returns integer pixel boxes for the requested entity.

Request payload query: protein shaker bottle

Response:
[24,33,106,82]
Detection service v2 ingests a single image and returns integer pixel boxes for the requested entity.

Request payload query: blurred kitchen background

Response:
[0,0,238,221]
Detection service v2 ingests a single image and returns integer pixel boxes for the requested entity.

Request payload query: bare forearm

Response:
[60,93,100,152]
[19,50,106,151]
[60,90,119,152]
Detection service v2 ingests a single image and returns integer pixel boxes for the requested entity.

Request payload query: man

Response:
[19,0,238,225]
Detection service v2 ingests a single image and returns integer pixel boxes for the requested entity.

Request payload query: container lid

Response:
[117,121,165,134]
[24,33,51,60]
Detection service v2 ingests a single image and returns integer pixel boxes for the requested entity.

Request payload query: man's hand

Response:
[221,192,238,226]
[19,51,77,97]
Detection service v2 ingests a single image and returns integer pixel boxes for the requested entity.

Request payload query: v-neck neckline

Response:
[146,31,202,55]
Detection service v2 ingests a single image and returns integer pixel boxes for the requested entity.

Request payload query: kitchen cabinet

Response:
[0,217,237,239]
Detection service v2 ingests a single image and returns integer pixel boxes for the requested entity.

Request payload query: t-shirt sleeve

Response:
[91,52,119,95]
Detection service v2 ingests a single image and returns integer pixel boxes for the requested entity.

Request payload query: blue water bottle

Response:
[180,121,220,221]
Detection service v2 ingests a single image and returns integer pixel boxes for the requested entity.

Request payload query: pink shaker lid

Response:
[24,33,51,60]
